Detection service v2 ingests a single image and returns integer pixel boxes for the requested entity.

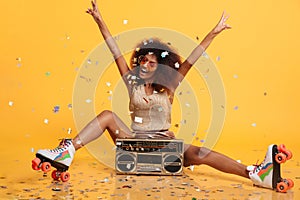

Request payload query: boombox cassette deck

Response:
[115,138,184,175]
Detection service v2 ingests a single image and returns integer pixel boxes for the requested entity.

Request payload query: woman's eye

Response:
[149,62,157,67]
[138,55,157,67]
[138,55,146,64]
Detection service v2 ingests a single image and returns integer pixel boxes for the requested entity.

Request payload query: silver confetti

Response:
[161,51,169,58]
[85,99,92,103]
[134,116,143,123]
[8,101,14,107]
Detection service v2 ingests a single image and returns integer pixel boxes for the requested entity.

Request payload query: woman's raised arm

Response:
[86,0,130,76]
[176,12,231,82]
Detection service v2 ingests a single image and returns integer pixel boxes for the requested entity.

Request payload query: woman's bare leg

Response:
[72,113,249,178]
[184,144,249,179]
[72,110,134,150]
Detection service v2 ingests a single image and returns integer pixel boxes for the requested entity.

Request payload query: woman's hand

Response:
[212,11,231,35]
[86,0,102,22]
[159,131,176,139]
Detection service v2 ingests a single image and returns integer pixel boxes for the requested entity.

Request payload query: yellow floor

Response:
[0,143,299,200]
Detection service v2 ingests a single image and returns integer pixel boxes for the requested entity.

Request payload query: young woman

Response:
[33,0,293,192]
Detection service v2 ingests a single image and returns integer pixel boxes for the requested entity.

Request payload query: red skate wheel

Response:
[285,178,294,189]
[275,152,287,164]
[41,162,51,172]
[51,170,60,180]
[278,144,293,160]
[278,144,287,152]
[60,172,70,182]
[31,158,41,170]
[285,150,293,160]
[276,182,288,193]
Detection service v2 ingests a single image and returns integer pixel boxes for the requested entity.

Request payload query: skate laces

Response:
[50,139,72,153]
[253,155,267,173]
[253,160,262,172]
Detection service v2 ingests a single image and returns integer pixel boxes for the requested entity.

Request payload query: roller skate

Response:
[31,139,75,182]
[248,144,294,193]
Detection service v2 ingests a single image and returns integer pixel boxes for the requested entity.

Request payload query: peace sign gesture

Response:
[86,0,102,22]
[212,11,231,35]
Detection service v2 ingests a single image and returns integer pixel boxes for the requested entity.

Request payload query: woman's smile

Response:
[138,54,158,79]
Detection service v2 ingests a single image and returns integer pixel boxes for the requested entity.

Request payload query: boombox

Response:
[115,138,184,175]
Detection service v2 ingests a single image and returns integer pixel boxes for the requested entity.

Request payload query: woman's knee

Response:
[97,110,112,117]
[97,110,114,121]
[94,110,115,129]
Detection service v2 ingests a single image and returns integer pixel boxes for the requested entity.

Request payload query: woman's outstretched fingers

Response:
[86,0,102,21]
[212,11,231,35]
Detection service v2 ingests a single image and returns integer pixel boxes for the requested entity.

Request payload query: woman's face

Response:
[138,54,158,81]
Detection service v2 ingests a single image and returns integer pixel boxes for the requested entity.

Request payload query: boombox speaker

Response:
[115,138,184,175]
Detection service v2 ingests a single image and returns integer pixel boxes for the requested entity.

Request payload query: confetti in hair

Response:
[161,51,169,58]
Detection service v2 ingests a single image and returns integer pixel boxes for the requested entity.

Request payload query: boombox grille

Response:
[115,139,184,175]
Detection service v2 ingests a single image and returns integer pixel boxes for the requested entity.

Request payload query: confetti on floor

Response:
[0,145,299,200]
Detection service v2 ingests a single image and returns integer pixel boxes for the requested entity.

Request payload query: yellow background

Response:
[1,0,300,196]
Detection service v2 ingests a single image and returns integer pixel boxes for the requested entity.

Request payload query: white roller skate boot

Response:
[32,139,75,182]
[248,144,294,193]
